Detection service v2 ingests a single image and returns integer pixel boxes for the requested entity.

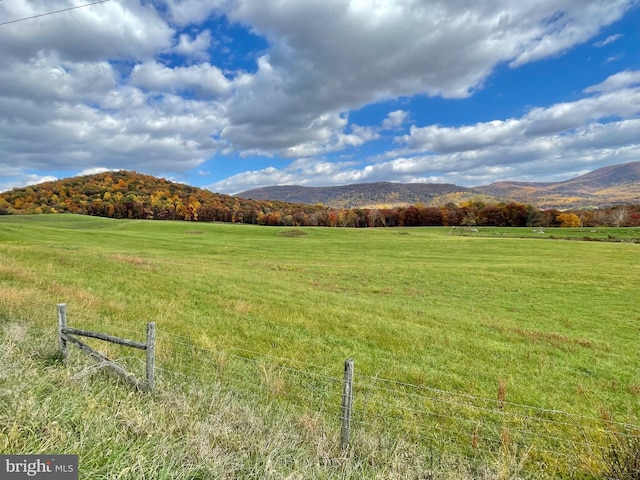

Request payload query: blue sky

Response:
[1,0,639,194]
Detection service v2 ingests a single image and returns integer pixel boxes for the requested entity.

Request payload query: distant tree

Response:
[418,206,443,226]
[556,212,581,228]
[611,206,629,227]
[399,206,420,226]
[380,208,400,227]
[0,197,13,214]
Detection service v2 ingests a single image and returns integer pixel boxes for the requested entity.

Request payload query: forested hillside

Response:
[0,171,324,223]
[1,170,639,228]
[238,182,473,208]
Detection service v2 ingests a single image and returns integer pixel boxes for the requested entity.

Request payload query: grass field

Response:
[1,215,639,478]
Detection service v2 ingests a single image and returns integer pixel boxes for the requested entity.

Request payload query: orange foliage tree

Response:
[556,212,581,228]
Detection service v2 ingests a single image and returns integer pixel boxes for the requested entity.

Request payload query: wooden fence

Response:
[57,303,156,391]
[55,304,359,446]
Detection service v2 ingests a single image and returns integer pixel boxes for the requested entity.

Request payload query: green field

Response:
[1,215,639,478]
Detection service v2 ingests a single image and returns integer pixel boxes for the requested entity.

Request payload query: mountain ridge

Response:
[237,161,640,209]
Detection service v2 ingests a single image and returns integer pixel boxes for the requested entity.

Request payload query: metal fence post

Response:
[146,322,156,391]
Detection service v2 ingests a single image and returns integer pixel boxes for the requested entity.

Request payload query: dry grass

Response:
[0,321,535,479]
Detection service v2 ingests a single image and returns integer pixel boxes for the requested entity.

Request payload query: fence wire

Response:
[64,322,640,478]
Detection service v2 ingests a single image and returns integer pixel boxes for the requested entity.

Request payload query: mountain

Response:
[479,161,640,208]
[237,161,640,209]
[237,182,471,208]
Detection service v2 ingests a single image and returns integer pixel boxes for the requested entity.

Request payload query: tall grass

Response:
[1,316,508,479]
[1,215,638,477]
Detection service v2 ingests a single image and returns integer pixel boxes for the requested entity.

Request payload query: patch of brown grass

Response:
[627,384,640,395]
[223,299,253,315]
[278,229,307,237]
[487,324,595,349]
[110,254,153,267]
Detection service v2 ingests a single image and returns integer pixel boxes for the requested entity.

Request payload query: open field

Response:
[1,215,639,478]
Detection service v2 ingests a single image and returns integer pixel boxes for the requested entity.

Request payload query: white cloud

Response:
[130,61,231,98]
[399,120,523,154]
[209,157,362,193]
[1,0,638,193]
[583,70,640,93]
[0,1,173,62]
[214,74,640,193]
[508,2,631,66]
[209,166,297,194]
[77,167,114,176]
[214,0,634,154]
[162,0,225,27]
[398,76,640,155]
[0,55,117,104]
[594,34,623,47]
[382,110,408,130]
[171,29,212,61]
[0,173,58,193]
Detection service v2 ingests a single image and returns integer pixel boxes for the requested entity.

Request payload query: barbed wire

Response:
[356,383,608,436]
[56,317,640,477]
[152,330,342,376]
[64,324,640,438]
[356,373,640,431]
[352,398,609,452]
[156,346,344,387]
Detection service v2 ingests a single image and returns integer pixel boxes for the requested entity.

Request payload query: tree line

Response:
[1,170,639,228]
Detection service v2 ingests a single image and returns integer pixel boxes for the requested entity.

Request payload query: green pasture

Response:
[1,215,639,477]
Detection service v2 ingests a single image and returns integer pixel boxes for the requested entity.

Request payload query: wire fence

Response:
[66,320,640,478]
[150,329,639,476]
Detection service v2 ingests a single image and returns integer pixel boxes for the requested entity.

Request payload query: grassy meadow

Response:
[1,214,639,478]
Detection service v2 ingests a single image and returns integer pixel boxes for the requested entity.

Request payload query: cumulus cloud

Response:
[209,166,298,193]
[583,70,640,93]
[1,0,638,193]
[209,157,369,194]
[0,1,173,62]
[397,73,640,155]
[162,0,225,27]
[130,61,231,98]
[382,110,409,130]
[0,173,58,193]
[508,3,631,66]
[184,0,636,158]
[77,167,115,176]
[171,29,213,61]
[215,72,640,192]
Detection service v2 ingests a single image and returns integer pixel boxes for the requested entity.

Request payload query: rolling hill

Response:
[0,170,325,222]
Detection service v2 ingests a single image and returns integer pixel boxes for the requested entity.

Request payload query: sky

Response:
[1,0,639,195]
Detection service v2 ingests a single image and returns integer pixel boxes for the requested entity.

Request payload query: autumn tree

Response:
[611,206,629,227]
[556,212,581,228]
[0,197,13,214]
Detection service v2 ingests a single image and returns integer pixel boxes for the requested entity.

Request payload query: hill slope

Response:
[238,161,640,208]
[479,161,640,208]
[238,182,471,208]
[0,170,323,222]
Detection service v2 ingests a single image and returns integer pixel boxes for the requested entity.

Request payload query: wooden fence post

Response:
[57,303,67,361]
[145,322,156,391]
[341,358,354,449]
